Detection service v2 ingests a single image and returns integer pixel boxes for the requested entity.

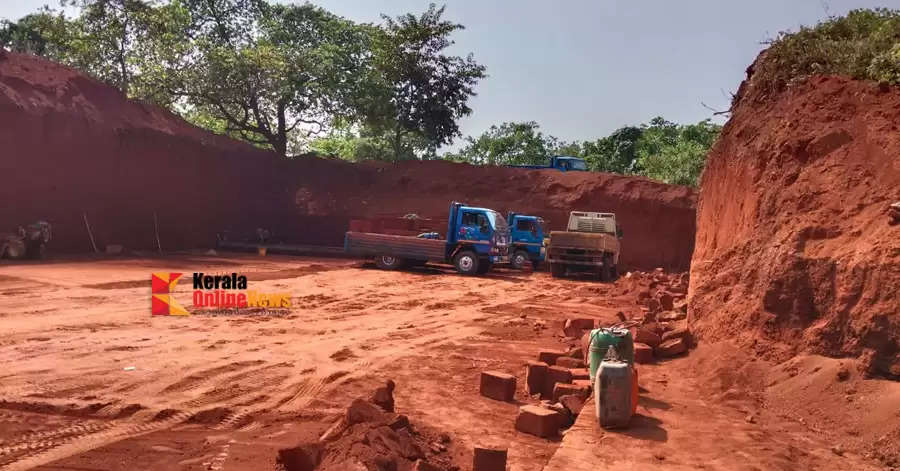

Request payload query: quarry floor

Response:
[0,254,895,471]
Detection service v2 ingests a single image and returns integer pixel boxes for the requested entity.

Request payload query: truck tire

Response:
[375,254,405,270]
[3,241,25,259]
[550,263,566,278]
[598,265,611,282]
[453,250,479,275]
[511,250,529,270]
[599,254,615,282]
[477,260,492,274]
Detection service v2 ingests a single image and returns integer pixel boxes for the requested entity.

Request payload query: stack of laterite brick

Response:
[634,269,694,359]
[514,345,593,439]
[493,317,599,440]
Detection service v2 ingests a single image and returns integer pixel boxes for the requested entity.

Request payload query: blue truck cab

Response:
[445,202,511,272]
[507,212,545,270]
[344,201,510,275]
[510,155,588,172]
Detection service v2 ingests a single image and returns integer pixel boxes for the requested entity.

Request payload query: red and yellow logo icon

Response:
[152,273,189,316]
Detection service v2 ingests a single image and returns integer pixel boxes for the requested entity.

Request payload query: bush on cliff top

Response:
[757,8,900,92]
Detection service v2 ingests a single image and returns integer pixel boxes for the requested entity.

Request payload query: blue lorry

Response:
[507,212,546,270]
[344,202,510,275]
[511,155,588,172]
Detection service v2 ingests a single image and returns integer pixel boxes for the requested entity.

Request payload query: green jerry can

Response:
[588,327,634,380]
[594,346,634,428]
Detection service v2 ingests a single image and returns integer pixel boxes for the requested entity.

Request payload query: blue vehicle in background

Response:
[507,212,546,270]
[510,155,588,172]
[344,201,510,275]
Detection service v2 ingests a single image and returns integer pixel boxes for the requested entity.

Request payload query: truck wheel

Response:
[610,264,618,280]
[375,255,404,270]
[4,241,25,259]
[550,263,565,278]
[453,250,479,275]
[599,254,615,282]
[511,250,529,270]
[598,265,610,282]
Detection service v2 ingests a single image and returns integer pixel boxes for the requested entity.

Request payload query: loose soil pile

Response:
[689,63,900,377]
[0,51,696,271]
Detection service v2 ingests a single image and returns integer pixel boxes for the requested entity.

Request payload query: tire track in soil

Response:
[0,362,292,470]
[1,283,489,470]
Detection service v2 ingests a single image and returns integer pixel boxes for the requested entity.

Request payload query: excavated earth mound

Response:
[689,69,900,377]
[0,51,696,271]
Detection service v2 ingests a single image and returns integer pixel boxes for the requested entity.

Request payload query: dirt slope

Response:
[0,51,696,271]
[689,68,900,377]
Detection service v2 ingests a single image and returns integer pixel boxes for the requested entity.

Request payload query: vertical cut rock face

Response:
[0,51,697,271]
[689,68,900,377]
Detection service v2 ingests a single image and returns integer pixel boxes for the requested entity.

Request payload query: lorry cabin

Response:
[547,211,622,281]
[507,212,545,270]
[509,155,588,172]
[344,202,511,275]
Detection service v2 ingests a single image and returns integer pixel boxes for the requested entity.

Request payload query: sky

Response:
[1,0,894,148]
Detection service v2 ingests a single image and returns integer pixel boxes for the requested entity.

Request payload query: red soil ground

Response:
[0,51,696,272]
[689,69,900,378]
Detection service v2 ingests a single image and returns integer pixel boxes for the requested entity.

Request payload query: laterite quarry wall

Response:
[688,69,900,377]
[0,51,696,271]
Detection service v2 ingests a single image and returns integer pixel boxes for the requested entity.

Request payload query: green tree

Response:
[447,121,559,165]
[579,125,643,173]
[634,117,721,186]
[66,0,157,95]
[0,9,75,61]
[364,4,486,159]
[168,1,372,156]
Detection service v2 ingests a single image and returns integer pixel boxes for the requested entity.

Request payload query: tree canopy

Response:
[2,1,721,183]
[446,117,721,187]
[0,0,485,158]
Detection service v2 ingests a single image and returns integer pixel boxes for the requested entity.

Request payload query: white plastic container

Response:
[594,354,634,428]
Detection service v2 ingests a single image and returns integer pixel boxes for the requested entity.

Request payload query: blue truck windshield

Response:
[569,160,587,171]
[486,211,508,231]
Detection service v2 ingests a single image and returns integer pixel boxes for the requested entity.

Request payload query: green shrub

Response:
[756,8,900,92]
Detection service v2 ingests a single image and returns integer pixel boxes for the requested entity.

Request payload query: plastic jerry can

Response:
[595,348,634,428]
[588,327,635,380]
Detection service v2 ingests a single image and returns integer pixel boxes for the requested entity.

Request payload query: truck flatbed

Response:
[344,232,447,261]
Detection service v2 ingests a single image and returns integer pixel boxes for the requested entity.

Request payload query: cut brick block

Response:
[415,460,443,471]
[537,350,566,366]
[634,342,654,364]
[525,361,548,396]
[480,371,516,402]
[543,366,573,399]
[659,311,687,322]
[658,292,675,311]
[662,327,691,343]
[563,318,594,337]
[555,357,585,369]
[473,446,507,471]
[567,347,584,359]
[656,337,687,357]
[515,405,562,438]
[573,379,592,390]
[570,368,589,380]
[552,382,590,402]
[559,394,585,416]
[630,326,661,348]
